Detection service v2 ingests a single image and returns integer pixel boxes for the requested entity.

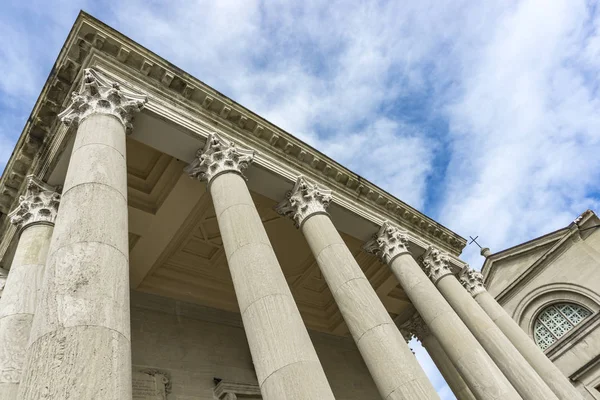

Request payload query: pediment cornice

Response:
[0,11,466,264]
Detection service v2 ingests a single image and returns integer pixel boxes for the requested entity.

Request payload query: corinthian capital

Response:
[9,176,60,230]
[185,133,255,185]
[58,68,147,134]
[398,313,430,343]
[363,221,410,264]
[420,246,453,284]
[459,267,486,297]
[275,176,332,228]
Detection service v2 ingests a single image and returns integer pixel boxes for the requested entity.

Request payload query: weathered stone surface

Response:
[18,326,131,400]
[0,223,53,399]
[132,367,170,400]
[275,176,332,228]
[188,169,335,400]
[385,247,521,399]
[17,72,143,399]
[476,290,585,400]
[300,212,439,400]
[437,273,558,400]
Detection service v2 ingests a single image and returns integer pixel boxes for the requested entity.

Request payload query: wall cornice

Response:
[0,11,466,263]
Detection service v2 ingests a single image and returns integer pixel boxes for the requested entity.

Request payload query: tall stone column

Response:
[460,268,585,400]
[0,177,60,398]
[399,314,476,400]
[17,69,146,399]
[421,248,558,400]
[277,177,439,400]
[186,135,335,400]
[365,222,521,400]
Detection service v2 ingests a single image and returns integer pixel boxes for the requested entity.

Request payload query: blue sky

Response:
[1,1,600,398]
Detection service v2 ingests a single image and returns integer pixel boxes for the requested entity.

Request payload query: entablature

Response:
[0,11,466,267]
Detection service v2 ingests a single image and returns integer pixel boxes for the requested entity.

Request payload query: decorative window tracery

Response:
[534,303,592,350]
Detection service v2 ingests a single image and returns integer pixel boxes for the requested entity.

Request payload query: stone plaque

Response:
[132,366,171,400]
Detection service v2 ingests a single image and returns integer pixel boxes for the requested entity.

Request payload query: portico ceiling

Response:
[125,137,410,336]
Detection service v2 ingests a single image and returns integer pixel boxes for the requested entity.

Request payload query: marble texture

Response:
[17,110,135,399]
[0,224,53,399]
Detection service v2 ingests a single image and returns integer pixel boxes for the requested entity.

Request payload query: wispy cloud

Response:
[1,1,599,398]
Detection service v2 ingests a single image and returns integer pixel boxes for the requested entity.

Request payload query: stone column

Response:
[0,177,60,398]
[399,314,476,400]
[421,248,558,400]
[17,69,146,400]
[365,222,521,400]
[460,268,585,400]
[277,177,439,400]
[186,136,335,400]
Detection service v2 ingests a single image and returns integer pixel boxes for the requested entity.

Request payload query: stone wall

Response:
[130,291,380,399]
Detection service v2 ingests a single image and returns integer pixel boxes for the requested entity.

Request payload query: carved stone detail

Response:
[0,268,7,299]
[58,68,147,134]
[185,133,255,186]
[398,313,430,343]
[8,176,60,230]
[275,176,332,228]
[459,267,486,297]
[363,221,410,264]
[420,246,453,284]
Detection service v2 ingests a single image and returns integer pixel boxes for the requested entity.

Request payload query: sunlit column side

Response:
[420,247,559,400]
[277,177,439,400]
[186,135,335,400]
[365,222,522,400]
[399,313,477,400]
[17,69,146,400]
[0,177,60,399]
[460,268,585,400]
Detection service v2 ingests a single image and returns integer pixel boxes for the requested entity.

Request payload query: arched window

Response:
[534,303,592,350]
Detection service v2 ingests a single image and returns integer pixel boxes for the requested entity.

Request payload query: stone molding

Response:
[363,220,411,264]
[58,68,147,134]
[459,267,485,297]
[185,132,255,186]
[421,246,453,285]
[8,175,60,230]
[398,313,430,343]
[213,380,261,400]
[275,176,332,228]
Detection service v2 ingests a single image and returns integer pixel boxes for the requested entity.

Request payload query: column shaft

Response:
[437,275,558,400]
[476,290,584,400]
[303,215,439,400]
[390,254,521,400]
[0,224,53,398]
[211,173,335,399]
[18,114,132,399]
[420,333,477,400]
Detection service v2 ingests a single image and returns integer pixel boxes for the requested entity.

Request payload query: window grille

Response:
[534,303,592,350]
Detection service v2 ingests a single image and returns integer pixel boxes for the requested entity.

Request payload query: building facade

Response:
[0,12,589,400]
[483,210,600,399]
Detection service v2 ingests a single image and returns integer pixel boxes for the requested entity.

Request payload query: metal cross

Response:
[468,235,483,249]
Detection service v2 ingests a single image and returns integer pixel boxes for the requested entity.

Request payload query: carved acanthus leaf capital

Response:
[58,68,147,134]
[8,176,61,229]
[398,313,430,343]
[363,221,410,264]
[275,176,332,228]
[459,267,486,297]
[185,133,255,185]
[421,246,453,284]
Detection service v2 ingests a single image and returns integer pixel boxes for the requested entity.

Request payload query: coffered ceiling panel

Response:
[126,138,412,335]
